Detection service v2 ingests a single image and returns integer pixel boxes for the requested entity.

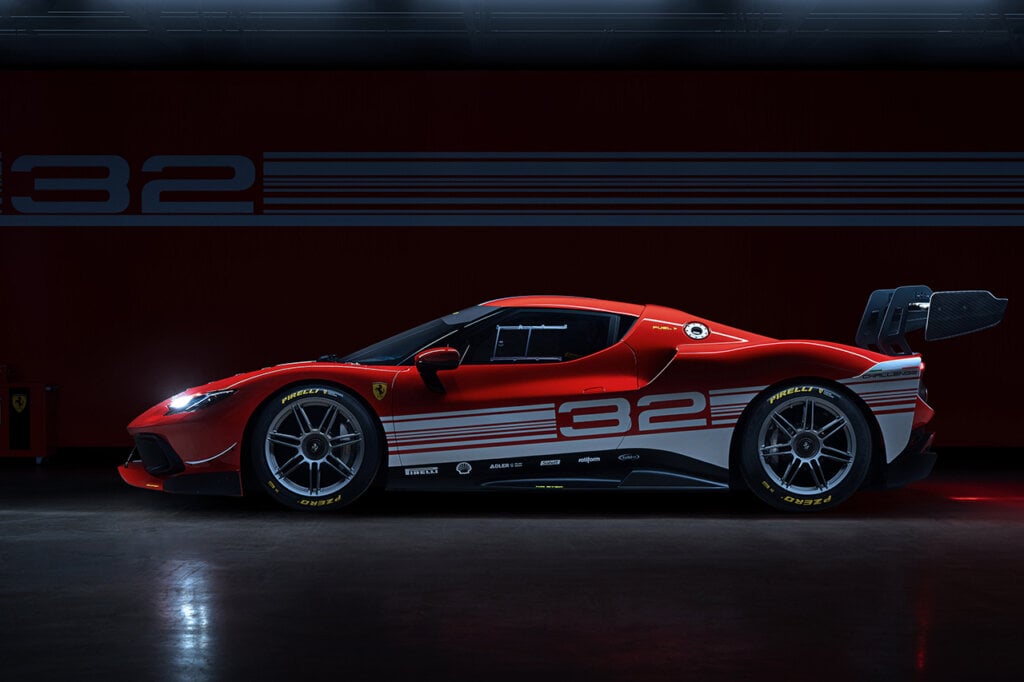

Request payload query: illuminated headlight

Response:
[165,389,236,415]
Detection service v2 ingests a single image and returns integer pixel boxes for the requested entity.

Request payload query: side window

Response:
[456,309,636,364]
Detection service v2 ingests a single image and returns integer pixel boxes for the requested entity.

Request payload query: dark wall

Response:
[1,70,1022,447]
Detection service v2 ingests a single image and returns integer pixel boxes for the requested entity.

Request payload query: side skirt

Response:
[386,449,730,492]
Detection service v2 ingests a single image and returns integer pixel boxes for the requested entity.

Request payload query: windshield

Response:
[341,306,498,365]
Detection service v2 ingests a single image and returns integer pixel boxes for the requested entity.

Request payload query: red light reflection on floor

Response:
[922,477,1024,505]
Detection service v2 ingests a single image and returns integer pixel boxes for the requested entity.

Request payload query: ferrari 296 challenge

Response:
[120,287,1006,512]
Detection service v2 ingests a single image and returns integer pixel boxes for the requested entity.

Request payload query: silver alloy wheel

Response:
[263,396,365,497]
[757,396,856,495]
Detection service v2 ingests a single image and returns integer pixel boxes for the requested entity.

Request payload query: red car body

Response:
[120,294,947,510]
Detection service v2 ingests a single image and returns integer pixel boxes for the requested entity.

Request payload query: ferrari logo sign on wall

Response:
[12,394,27,414]
[372,383,388,401]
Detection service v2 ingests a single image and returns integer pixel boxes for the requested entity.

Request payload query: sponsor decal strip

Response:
[398,436,626,466]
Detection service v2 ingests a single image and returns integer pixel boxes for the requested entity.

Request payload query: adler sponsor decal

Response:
[489,462,523,470]
[281,388,323,404]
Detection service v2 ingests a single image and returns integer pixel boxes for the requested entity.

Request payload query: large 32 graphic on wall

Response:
[4,152,1024,226]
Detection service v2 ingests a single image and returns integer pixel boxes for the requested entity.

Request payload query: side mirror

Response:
[414,347,461,394]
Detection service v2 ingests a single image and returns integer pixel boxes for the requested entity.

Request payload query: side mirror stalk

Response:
[414,347,461,394]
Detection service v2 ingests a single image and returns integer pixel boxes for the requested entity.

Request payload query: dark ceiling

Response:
[2,0,1023,67]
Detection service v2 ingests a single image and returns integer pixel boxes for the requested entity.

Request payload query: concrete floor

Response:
[1,458,1023,682]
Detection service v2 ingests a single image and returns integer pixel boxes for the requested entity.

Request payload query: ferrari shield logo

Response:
[372,382,388,401]
[12,394,27,413]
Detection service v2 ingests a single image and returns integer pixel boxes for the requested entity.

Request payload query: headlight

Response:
[165,389,236,415]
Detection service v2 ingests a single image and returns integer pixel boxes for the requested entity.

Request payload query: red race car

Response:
[120,287,1006,512]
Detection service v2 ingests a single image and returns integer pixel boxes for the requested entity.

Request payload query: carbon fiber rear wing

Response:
[856,285,1008,356]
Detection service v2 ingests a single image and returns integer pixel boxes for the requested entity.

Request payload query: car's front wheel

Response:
[739,382,872,512]
[250,384,381,511]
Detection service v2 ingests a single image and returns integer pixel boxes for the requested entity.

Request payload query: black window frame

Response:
[450,308,637,365]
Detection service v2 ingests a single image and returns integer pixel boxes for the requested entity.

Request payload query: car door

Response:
[388,308,638,485]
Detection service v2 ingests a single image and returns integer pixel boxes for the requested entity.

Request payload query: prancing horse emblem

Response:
[12,394,27,413]
[372,382,388,401]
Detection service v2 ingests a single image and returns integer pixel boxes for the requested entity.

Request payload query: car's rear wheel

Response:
[739,383,872,512]
[250,384,381,511]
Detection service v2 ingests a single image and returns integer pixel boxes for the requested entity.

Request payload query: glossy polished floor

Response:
[2,455,1023,681]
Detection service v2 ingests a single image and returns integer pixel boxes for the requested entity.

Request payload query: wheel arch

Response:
[239,379,390,495]
[727,376,885,491]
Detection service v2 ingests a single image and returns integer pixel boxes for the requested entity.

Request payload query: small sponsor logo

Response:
[578,456,600,464]
[489,462,523,470]
[684,322,710,340]
[651,324,677,331]
[618,453,640,462]
[456,462,472,475]
[372,382,388,400]
[405,466,438,476]
[11,394,27,413]
[539,459,560,467]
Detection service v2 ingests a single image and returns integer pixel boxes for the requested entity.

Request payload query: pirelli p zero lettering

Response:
[281,388,323,404]
[781,495,832,507]
[299,494,343,507]
[767,386,828,404]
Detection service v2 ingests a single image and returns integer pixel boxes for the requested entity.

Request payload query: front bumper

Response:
[879,428,936,489]
[119,433,243,497]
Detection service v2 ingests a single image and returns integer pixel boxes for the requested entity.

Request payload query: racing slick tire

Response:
[739,382,872,512]
[250,383,382,511]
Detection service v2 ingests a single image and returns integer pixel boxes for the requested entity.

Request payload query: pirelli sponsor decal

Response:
[281,388,323,405]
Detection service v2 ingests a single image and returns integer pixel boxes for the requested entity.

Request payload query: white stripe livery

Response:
[842,359,923,462]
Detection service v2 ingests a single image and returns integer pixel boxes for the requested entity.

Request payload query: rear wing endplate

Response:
[856,285,1007,356]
